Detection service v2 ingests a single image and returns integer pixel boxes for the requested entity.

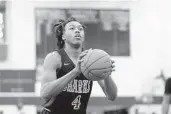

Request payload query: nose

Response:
[75,28,80,33]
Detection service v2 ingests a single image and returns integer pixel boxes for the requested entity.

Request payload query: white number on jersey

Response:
[71,95,81,110]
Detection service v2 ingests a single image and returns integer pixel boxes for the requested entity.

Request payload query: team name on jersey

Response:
[63,79,91,93]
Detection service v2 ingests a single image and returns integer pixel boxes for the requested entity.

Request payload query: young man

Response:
[162,78,171,114]
[40,17,117,114]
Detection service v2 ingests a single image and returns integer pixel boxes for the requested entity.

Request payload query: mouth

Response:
[75,35,81,39]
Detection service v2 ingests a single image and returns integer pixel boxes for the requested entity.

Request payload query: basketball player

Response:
[40,17,117,114]
[162,78,171,114]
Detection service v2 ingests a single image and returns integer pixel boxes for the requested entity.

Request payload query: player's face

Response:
[63,21,85,47]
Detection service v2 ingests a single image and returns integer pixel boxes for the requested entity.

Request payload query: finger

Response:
[112,68,115,72]
[78,60,83,64]
[111,64,115,68]
[111,60,115,63]
[80,58,84,62]
[80,52,87,57]
[79,48,93,60]
[83,50,89,53]
[110,66,115,71]
[82,48,92,55]
[82,50,89,55]
[108,70,112,75]
[79,53,87,60]
[80,51,87,55]
[110,69,115,72]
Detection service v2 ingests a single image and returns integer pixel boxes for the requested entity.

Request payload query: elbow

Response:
[108,93,117,101]
[108,90,118,101]
[108,97,116,101]
[40,88,51,101]
[108,87,118,101]
[40,91,47,100]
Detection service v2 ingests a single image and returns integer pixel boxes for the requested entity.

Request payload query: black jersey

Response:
[164,78,171,94]
[48,48,93,114]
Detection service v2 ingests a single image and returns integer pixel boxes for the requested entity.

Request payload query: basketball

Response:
[81,49,112,81]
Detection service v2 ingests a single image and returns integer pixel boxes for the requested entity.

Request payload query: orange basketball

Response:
[81,49,112,81]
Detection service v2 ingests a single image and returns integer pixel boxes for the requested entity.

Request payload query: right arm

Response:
[162,78,171,114]
[162,94,171,114]
[40,51,87,101]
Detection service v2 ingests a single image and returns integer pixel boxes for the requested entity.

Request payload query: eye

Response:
[79,27,84,31]
[69,27,74,30]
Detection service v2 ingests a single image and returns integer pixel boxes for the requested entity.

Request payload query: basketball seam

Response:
[83,54,108,74]
[89,71,101,80]
[89,67,111,79]
[89,66,111,71]
[84,51,94,67]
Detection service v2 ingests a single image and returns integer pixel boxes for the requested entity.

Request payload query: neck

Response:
[64,44,82,58]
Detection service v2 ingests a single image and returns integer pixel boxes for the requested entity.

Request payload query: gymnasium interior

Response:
[0,0,171,114]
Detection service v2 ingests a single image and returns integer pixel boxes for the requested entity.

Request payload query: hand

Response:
[110,60,115,72]
[104,60,115,79]
[75,48,92,74]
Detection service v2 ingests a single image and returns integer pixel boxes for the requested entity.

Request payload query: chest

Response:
[68,57,77,66]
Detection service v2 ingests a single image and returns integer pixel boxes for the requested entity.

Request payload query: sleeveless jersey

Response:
[49,48,93,114]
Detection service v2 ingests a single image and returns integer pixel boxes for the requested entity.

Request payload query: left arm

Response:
[98,75,117,101]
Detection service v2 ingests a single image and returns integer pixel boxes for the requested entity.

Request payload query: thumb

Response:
[78,59,84,64]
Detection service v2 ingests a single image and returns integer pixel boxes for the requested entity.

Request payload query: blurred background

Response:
[0,0,171,114]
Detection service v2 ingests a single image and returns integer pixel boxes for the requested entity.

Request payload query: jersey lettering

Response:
[67,81,74,92]
[63,79,91,93]
[83,80,89,93]
[73,80,78,93]
[78,80,83,93]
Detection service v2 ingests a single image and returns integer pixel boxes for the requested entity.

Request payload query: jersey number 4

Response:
[71,95,81,110]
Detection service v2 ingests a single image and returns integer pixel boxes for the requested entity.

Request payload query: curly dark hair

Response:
[53,17,86,49]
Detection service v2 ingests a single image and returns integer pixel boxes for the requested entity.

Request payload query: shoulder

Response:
[166,78,171,84]
[164,78,171,94]
[44,51,61,61]
[43,51,62,70]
